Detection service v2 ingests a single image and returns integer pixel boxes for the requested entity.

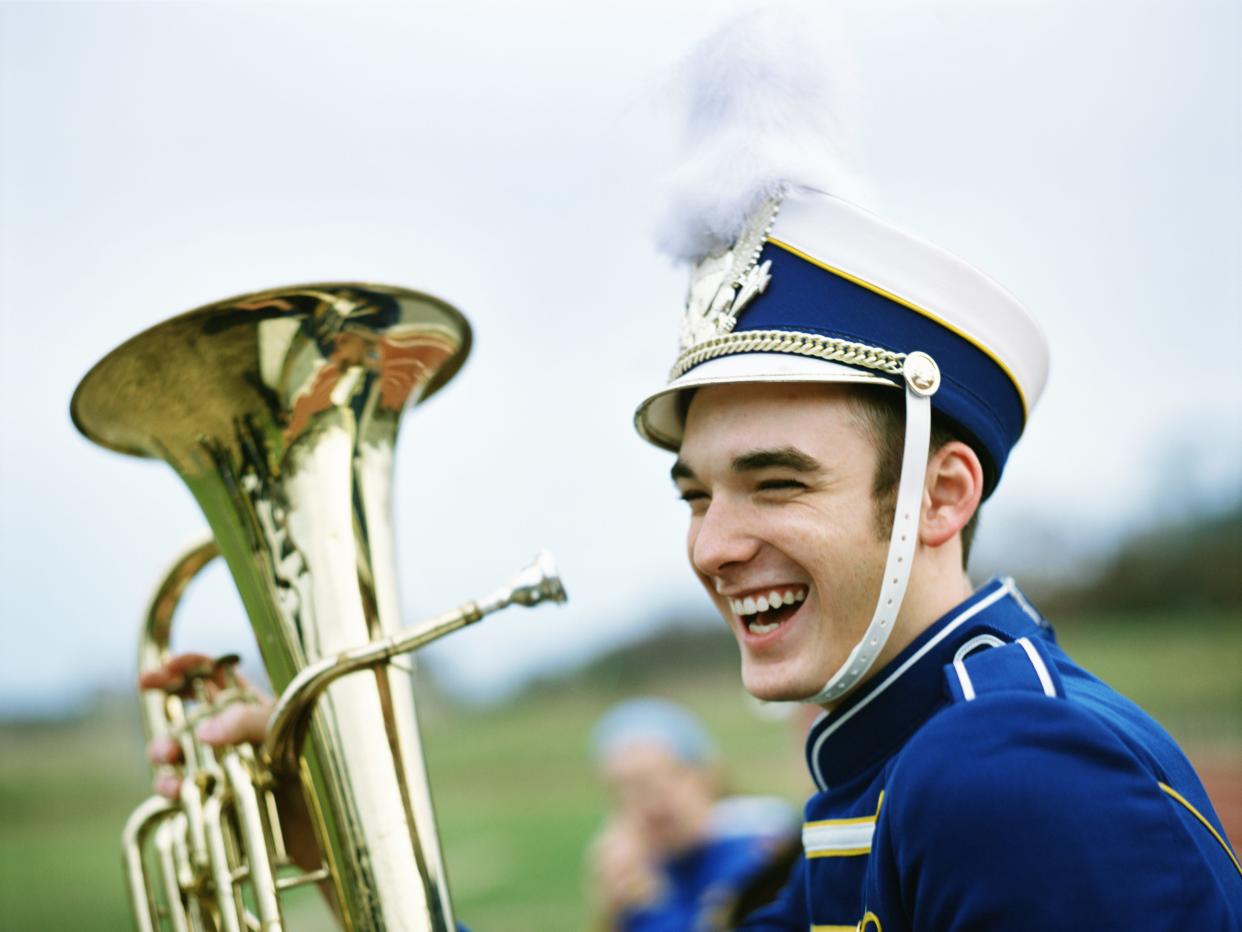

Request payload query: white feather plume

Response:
[658,4,868,263]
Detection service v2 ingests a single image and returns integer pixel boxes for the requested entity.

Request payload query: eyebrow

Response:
[670,446,822,483]
[732,447,822,474]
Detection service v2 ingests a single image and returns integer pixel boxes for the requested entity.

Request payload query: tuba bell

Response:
[72,283,566,931]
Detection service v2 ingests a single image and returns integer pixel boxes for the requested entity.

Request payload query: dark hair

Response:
[846,387,980,567]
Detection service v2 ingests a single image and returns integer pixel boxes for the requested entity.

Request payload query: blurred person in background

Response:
[587,698,797,931]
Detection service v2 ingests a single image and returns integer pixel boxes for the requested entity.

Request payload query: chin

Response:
[740,663,821,703]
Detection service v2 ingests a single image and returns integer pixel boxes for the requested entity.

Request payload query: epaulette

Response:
[944,636,1064,704]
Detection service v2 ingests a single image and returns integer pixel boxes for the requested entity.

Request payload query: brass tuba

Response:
[72,283,566,931]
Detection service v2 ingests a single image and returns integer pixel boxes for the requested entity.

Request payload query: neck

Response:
[903,555,974,634]
[821,550,973,711]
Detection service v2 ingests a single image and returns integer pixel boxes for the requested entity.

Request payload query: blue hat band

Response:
[707,240,1026,492]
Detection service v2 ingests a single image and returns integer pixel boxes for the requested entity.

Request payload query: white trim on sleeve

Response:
[1016,637,1057,697]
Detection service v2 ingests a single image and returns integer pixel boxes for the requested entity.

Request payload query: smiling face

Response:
[673,381,894,703]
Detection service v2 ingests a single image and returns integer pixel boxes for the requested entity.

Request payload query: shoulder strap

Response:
[945,636,1063,704]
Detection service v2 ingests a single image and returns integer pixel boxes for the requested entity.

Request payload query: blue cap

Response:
[634,190,1049,497]
[591,698,717,767]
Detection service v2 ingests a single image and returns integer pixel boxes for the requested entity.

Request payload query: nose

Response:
[689,497,759,579]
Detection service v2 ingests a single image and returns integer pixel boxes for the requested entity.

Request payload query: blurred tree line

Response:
[1041,499,1241,619]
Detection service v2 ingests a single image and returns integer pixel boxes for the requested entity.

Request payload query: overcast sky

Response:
[1,0,1238,713]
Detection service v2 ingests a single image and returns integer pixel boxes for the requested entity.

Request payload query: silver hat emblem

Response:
[678,197,781,352]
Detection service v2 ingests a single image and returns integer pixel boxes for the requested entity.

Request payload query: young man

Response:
[631,139,1242,932]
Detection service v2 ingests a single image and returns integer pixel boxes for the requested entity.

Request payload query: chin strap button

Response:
[903,351,940,397]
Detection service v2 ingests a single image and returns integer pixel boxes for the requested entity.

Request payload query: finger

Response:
[138,652,216,693]
[196,700,271,747]
[147,736,183,765]
[154,772,183,801]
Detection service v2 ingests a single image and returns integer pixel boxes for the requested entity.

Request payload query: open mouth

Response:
[730,587,807,635]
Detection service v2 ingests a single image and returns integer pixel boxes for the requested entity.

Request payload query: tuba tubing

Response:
[124,541,565,931]
[77,284,566,931]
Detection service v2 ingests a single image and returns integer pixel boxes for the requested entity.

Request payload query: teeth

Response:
[730,588,808,616]
[749,621,779,635]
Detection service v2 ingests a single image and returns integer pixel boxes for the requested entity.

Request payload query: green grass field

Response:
[1,612,1237,931]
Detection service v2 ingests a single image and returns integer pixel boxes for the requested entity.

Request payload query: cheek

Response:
[762,527,860,605]
[794,500,874,556]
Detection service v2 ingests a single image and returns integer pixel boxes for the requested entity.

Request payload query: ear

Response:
[920,441,983,549]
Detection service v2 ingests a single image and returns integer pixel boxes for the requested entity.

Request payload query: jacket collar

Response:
[804,577,1050,791]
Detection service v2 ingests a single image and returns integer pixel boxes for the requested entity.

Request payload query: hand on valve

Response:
[139,652,322,871]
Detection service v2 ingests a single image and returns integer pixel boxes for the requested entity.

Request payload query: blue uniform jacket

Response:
[740,577,1242,930]
[622,797,796,932]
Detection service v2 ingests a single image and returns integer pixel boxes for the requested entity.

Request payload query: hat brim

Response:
[634,352,897,451]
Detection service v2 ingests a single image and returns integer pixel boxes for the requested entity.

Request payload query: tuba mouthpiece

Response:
[506,550,567,608]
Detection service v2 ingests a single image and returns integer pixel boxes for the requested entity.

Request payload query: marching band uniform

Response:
[632,13,1242,927]
[742,577,1242,930]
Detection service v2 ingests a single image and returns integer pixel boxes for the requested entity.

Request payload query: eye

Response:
[756,478,807,493]
[676,488,710,516]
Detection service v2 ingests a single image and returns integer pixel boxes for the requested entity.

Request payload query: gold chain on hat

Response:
[670,328,906,381]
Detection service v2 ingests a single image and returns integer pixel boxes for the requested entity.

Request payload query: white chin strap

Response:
[803,351,941,706]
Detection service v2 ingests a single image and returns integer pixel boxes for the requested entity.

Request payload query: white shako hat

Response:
[633,11,1049,705]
